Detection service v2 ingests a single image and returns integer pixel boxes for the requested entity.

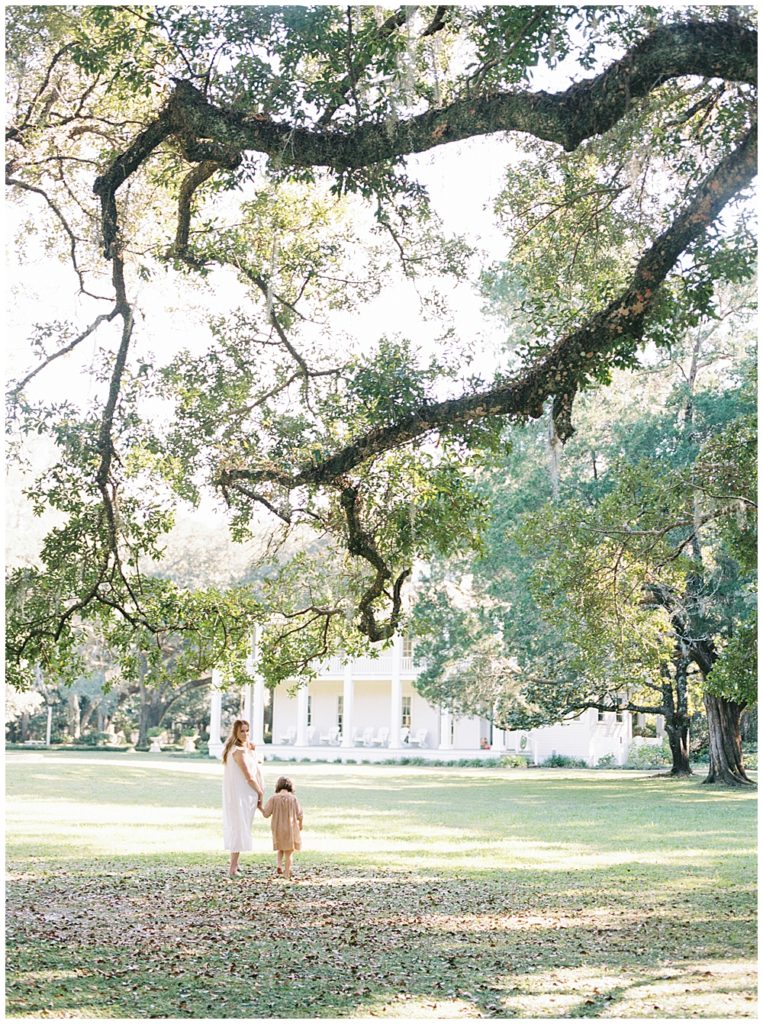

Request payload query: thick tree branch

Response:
[93,20,756,256]
[93,105,178,256]
[95,254,133,494]
[421,6,449,38]
[174,159,224,253]
[220,124,757,493]
[87,254,147,630]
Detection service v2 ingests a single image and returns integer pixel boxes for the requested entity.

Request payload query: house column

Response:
[242,683,253,727]
[389,635,403,749]
[296,686,309,747]
[209,669,224,758]
[439,708,453,750]
[246,628,265,746]
[341,662,354,747]
[493,726,506,752]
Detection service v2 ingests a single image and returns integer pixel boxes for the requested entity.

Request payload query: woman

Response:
[222,718,264,877]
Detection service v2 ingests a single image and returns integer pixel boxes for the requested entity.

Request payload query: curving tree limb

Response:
[174,159,228,254]
[13,15,755,656]
[340,484,411,640]
[218,123,757,495]
[92,19,757,257]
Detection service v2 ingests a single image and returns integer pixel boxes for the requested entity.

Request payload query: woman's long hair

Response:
[222,719,250,764]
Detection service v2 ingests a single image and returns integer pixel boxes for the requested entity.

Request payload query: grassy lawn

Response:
[5,751,757,1019]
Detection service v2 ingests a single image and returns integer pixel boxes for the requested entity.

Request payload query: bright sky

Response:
[4,4,609,403]
[5,119,517,567]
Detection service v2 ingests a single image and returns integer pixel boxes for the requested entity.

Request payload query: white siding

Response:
[266,648,642,763]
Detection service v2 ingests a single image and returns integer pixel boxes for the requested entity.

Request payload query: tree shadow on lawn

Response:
[5,855,756,1019]
[8,766,756,869]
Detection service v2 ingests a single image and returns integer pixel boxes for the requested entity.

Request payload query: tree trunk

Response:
[137,669,152,747]
[703,693,754,786]
[665,720,692,775]
[68,691,81,739]
[80,700,97,733]
[740,704,757,743]
[661,655,692,776]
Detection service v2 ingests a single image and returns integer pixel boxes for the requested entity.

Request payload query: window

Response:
[402,696,411,728]
[450,716,455,743]
[597,709,605,722]
[402,637,414,659]
[307,695,312,727]
[337,695,343,732]
[615,708,624,722]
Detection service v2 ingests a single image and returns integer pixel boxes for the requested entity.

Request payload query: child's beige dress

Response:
[261,790,303,851]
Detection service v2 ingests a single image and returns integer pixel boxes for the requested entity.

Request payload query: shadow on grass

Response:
[6,757,756,1017]
[5,854,757,1019]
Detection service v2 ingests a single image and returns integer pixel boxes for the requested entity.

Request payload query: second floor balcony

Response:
[313,640,418,680]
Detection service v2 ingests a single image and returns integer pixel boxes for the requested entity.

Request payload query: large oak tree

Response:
[5,6,757,696]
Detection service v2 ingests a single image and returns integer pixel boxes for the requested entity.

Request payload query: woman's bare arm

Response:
[232,749,264,799]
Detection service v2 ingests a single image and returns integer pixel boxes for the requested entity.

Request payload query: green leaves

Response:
[413,312,756,731]
[705,609,757,706]
[6,5,758,695]
[345,337,433,427]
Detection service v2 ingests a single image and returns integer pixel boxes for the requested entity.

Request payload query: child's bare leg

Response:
[283,850,293,879]
[276,850,283,875]
[229,852,240,878]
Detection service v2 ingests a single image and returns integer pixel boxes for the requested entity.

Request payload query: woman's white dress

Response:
[222,744,263,852]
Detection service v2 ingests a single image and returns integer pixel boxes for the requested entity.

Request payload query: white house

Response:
[207,635,664,766]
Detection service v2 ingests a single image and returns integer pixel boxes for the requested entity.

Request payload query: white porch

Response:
[206,632,655,766]
[208,635,499,761]
[256,743,504,763]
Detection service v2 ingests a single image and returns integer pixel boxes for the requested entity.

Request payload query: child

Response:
[261,776,303,879]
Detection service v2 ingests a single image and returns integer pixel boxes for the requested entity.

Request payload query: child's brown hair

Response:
[275,776,293,793]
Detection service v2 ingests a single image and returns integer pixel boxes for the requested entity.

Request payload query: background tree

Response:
[413,293,756,781]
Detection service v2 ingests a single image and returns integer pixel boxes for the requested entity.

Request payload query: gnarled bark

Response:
[703,693,754,786]
[93,21,757,235]
[661,656,693,776]
[219,126,757,497]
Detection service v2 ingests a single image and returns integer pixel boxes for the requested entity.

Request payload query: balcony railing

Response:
[312,649,420,679]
